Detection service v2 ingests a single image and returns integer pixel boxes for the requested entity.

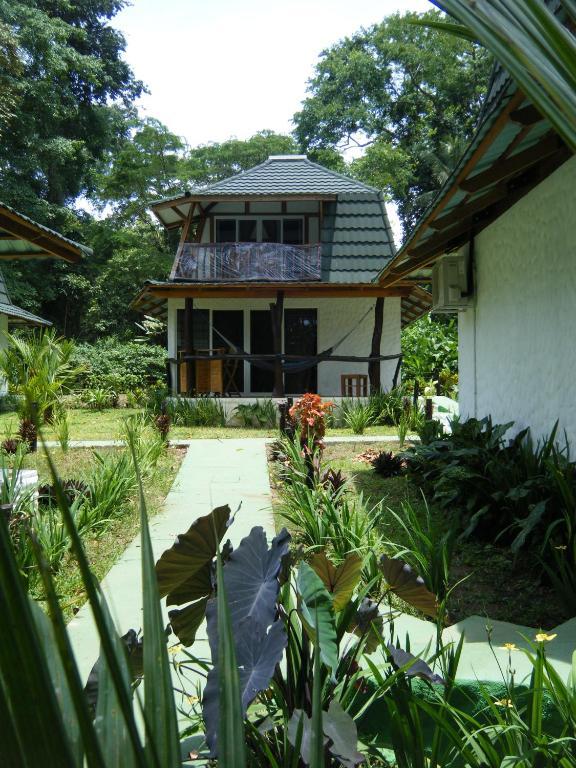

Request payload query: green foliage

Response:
[339,400,376,435]
[0,0,142,210]
[294,9,492,231]
[402,315,458,392]
[165,396,226,427]
[0,329,81,421]
[72,339,166,392]
[82,388,118,411]
[403,416,576,611]
[0,439,181,766]
[233,399,277,428]
[435,0,576,152]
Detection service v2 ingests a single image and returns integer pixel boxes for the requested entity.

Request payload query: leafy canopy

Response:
[293,10,492,233]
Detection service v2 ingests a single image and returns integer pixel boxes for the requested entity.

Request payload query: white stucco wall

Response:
[167,296,400,396]
[458,155,576,442]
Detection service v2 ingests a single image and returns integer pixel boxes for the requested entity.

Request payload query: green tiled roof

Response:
[160,156,379,199]
[321,193,396,282]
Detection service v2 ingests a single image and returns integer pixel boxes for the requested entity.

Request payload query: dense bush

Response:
[402,416,576,611]
[71,338,166,392]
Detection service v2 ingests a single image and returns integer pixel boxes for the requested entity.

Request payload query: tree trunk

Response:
[184,297,194,395]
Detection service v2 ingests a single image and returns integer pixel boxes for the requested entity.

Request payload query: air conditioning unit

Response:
[432,251,471,312]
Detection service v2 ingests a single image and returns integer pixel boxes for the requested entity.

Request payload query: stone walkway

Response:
[67,438,275,683]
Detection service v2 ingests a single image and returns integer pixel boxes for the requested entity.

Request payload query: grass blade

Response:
[127,431,180,767]
[0,514,77,766]
[215,541,247,767]
[39,433,149,767]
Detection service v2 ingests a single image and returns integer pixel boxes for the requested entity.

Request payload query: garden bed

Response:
[271,439,567,630]
[9,444,184,621]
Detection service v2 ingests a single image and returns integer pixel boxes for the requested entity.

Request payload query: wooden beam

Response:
[148,284,410,299]
[183,297,194,395]
[381,146,572,286]
[0,210,82,262]
[270,290,285,397]
[152,193,337,212]
[459,134,562,193]
[430,183,508,231]
[368,297,384,394]
[385,90,526,261]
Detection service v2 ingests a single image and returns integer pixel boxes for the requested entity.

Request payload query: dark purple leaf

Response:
[387,644,445,685]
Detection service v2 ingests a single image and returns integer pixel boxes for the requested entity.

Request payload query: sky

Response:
[115,0,432,149]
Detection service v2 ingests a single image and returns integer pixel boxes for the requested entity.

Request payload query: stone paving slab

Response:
[66,438,276,684]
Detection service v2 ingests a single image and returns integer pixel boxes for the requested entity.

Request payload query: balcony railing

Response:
[171,242,322,282]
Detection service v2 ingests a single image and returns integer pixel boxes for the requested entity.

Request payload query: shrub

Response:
[71,338,166,392]
[341,400,376,434]
[154,413,171,443]
[166,396,226,427]
[233,399,277,428]
[289,393,333,445]
[81,387,117,410]
[372,450,405,478]
[0,329,81,422]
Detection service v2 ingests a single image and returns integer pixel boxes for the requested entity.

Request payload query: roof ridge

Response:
[300,157,380,194]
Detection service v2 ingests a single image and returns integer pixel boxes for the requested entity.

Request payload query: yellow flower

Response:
[168,644,183,655]
[187,695,199,705]
[503,643,518,651]
[494,698,514,709]
[535,633,557,643]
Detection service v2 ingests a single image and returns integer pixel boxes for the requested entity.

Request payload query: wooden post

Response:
[368,297,385,395]
[184,297,194,395]
[271,290,285,397]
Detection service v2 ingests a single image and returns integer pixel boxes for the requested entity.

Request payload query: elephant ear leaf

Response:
[310,551,362,612]
[223,527,291,628]
[386,644,445,685]
[379,555,438,618]
[155,505,230,646]
[155,505,231,599]
[296,562,338,671]
[323,700,365,767]
[203,610,287,756]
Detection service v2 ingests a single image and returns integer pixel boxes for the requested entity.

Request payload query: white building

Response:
[378,71,575,441]
[134,156,429,398]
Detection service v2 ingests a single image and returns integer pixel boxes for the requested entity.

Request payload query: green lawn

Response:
[0,408,399,442]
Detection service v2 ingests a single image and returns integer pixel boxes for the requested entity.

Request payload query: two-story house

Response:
[134,155,430,398]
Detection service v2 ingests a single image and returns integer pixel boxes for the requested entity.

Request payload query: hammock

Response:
[211,304,375,374]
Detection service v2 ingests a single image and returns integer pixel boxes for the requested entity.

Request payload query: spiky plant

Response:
[1,438,19,455]
[154,412,171,443]
[321,468,347,495]
[18,418,36,451]
[372,450,405,478]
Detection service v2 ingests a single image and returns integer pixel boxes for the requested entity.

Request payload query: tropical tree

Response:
[0,329,82,421]
[294,9,492,233]
[428,0,576,151]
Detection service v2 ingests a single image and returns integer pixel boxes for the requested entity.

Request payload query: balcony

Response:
[171,242,322,282]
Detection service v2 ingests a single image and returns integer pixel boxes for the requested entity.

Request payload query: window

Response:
[283,219,304,245]
[215,219,236,243]
[214,217,305,244]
